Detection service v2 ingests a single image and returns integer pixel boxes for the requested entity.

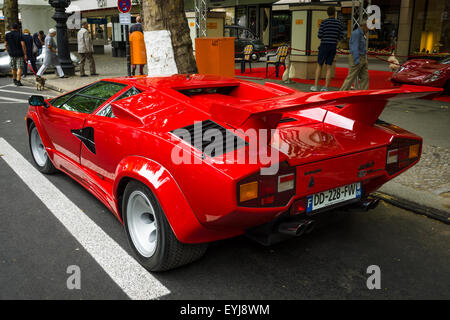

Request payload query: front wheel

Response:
[123,180,208,271]
[29,122,57,174]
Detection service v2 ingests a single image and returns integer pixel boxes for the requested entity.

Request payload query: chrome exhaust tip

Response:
[361,198,380,211]
[304,220,315,234]
[278,221,307,237]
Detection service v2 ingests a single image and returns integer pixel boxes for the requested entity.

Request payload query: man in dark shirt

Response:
[23,29,38,78]
[4,23,27,86]
[311,6,344,92]
[33,31,45,55]
[130,16,143,34]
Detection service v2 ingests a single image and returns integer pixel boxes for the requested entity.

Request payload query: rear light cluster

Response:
[237,163,296,207]
[386,138,421,176]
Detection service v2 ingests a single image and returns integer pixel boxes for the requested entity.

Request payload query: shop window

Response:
[410,0,450,55]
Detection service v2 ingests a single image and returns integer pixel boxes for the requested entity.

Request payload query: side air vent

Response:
[177,86,237,96]
[171,120,247,158]
[279,117,298,123]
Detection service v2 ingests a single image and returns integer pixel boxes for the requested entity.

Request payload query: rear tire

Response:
[28,122,57,174]
[123,180,208,271]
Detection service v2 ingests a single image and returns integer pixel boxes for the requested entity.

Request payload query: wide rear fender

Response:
[114,156,235,244]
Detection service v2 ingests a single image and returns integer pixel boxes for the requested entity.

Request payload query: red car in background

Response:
[391,56,450,93]
[25,75,439,271]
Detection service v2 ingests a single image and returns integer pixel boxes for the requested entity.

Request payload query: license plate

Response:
[306,182,361,212]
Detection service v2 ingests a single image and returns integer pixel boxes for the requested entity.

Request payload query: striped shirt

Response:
[318,18,344,45]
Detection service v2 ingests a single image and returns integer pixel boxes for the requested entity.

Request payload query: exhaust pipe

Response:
[278,221,307,236]
[304,220,315,234]
[278,219,315,237]
[361,198,380,211]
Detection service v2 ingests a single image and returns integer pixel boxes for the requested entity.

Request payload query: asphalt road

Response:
[0,76,449,300]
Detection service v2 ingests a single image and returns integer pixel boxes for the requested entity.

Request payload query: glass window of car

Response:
[49,81,127,114]
[79,82,127,100]
[60,95,104,113]
[440,57,450,64]
[97,87,142,118]
[49,87,85,108]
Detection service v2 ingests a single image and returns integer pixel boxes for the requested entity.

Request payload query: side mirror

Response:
[28,95,48,108]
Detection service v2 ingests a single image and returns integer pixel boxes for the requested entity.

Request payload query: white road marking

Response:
[0,138,171,300]
[0,88,55,98]
[0,96,28,103]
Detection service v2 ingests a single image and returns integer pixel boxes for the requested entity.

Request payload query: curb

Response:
[373,191,450,224]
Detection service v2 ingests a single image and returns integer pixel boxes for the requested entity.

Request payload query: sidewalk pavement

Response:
[22,53,450,221]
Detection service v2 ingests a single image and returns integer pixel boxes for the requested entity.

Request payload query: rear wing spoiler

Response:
[210,85,442,130]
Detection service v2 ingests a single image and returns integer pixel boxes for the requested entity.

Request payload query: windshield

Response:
[440,56,450,64]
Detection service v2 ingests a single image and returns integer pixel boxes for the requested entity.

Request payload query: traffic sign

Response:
[119,12,131,25]
[117,0,132,14]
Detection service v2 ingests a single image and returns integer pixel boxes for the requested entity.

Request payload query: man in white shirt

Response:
[77,21,98,77]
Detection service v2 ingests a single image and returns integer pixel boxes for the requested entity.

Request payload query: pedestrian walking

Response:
[23,29,38,78]
[33,31,45,56]
[4,23,27,86]
[130,16,143,34]
[77,20,98,77]
[340,21,370,91]
[36,28,66,78]
[129,21,147,76]
[311,6,344,92]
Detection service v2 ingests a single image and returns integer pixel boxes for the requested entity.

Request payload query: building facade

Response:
[1,0,448,60]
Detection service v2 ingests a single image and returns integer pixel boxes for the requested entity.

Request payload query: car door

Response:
[40,88,92,166]
[79,86,142,194]
[41,81,127,171]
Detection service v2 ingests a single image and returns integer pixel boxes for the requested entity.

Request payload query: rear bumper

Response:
[245,196,380,246]
[201,173,390,234]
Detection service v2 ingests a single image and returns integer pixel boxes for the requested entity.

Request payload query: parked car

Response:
[225,25,266,61]
[391,56,450,93]
[0,50,80,75]
[26,75,438,271]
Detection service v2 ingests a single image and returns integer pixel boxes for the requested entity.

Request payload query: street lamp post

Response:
[49,0,75,76]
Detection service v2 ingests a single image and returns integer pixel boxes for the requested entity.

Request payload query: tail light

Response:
[237,162,296,207]
[386,138,421,175]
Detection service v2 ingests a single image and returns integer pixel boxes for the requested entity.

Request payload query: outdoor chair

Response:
[240,44,254,74]
[265,45,289,78]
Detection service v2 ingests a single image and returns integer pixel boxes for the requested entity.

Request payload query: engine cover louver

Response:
[171,120,247,158]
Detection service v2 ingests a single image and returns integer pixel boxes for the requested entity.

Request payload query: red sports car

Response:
[26,75,439,271]
[391,56,450,93]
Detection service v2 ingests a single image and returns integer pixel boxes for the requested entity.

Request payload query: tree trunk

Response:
[3,0,19,30]
[142,0,197,74]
